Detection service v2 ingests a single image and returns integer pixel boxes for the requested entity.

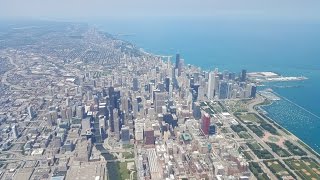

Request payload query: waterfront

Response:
[261,93,320,153]
[97,18,320,153]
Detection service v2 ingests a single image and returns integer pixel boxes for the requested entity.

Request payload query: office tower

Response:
[157,83,165,92]
[114,90,121,109]
[109,107,115,132]
[219,81,229,99]
[209,124,216,135]
[154,91,167,114]
[197,85,204,101]
[132,77,139,91]
[227,82,233,99]
[76,106,84,119]
[135,122,144,142]
[169,83,173,98]
[207,71,215,99]
[60,107,67,120]
[121,126,130,144]
[132,98,139,117]
[250,84,257,98]
[28,106,35,119]
[108,86,114,97]
[175,53,180,69]
[190,77,195,88]
[192,102,201,120]
[187,89,193,110]
[50,111,58,124]
[148,82,154,94]
[99,115,107,139]
[175,53,182,76]
[66,107,73,120]
[201,113,211,135]
[113,109,120,140]
[12,125,18,139]
[144,128,155,145]
[241,69,247,82]
[214,75,220,97]
[164,77,170,92]
[121,97,129,113]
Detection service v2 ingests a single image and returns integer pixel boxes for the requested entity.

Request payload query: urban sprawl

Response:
[0,23,319,180]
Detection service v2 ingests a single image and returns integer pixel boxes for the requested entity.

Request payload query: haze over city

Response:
[1,0,320,20]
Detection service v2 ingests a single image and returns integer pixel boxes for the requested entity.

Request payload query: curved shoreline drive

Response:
[0,22,319,180]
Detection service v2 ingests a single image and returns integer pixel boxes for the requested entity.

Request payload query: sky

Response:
[1,0,320,21]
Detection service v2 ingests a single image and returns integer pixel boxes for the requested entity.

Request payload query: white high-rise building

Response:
[113,109,120,141]
[207,71,215,100]
[214,75,220,97]
[12,125,18,139]
[28,106,35,119]
[169,84,173,98]
[198,85,204,101]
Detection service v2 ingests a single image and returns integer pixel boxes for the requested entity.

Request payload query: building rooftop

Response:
[181,133,192,141]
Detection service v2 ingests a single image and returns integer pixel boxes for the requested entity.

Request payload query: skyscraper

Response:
[209,124,216,135]
[219,81,229,99]
[144,127,155,145]
[132,77,139,91]
[241,69,247,82]
[164,77,170,92]
[12,125,18,139]
[113,109,120,140]
[250,84,257,98]
[201,113,211,135]
[121,126,130,144]
[197,85,204,101]
[207,71,215,99]
[76,106,84,119]
[154,91,167,114]
[214,75,220,97]
[192,102,201,120]
[109,107,115,132]
[28,106,35,119]
[175,53,180,69]
[175,53,182,76]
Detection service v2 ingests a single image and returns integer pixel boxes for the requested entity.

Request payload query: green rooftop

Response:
[181,133,192,141]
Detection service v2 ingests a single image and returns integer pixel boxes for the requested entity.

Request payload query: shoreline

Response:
[109,28,320,160]
[254,95,320,159]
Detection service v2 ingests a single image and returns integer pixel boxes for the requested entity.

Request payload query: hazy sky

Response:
[1,0,320,21]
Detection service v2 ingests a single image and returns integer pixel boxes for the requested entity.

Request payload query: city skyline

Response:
[0,1,320,179]
[0,22,319,179]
